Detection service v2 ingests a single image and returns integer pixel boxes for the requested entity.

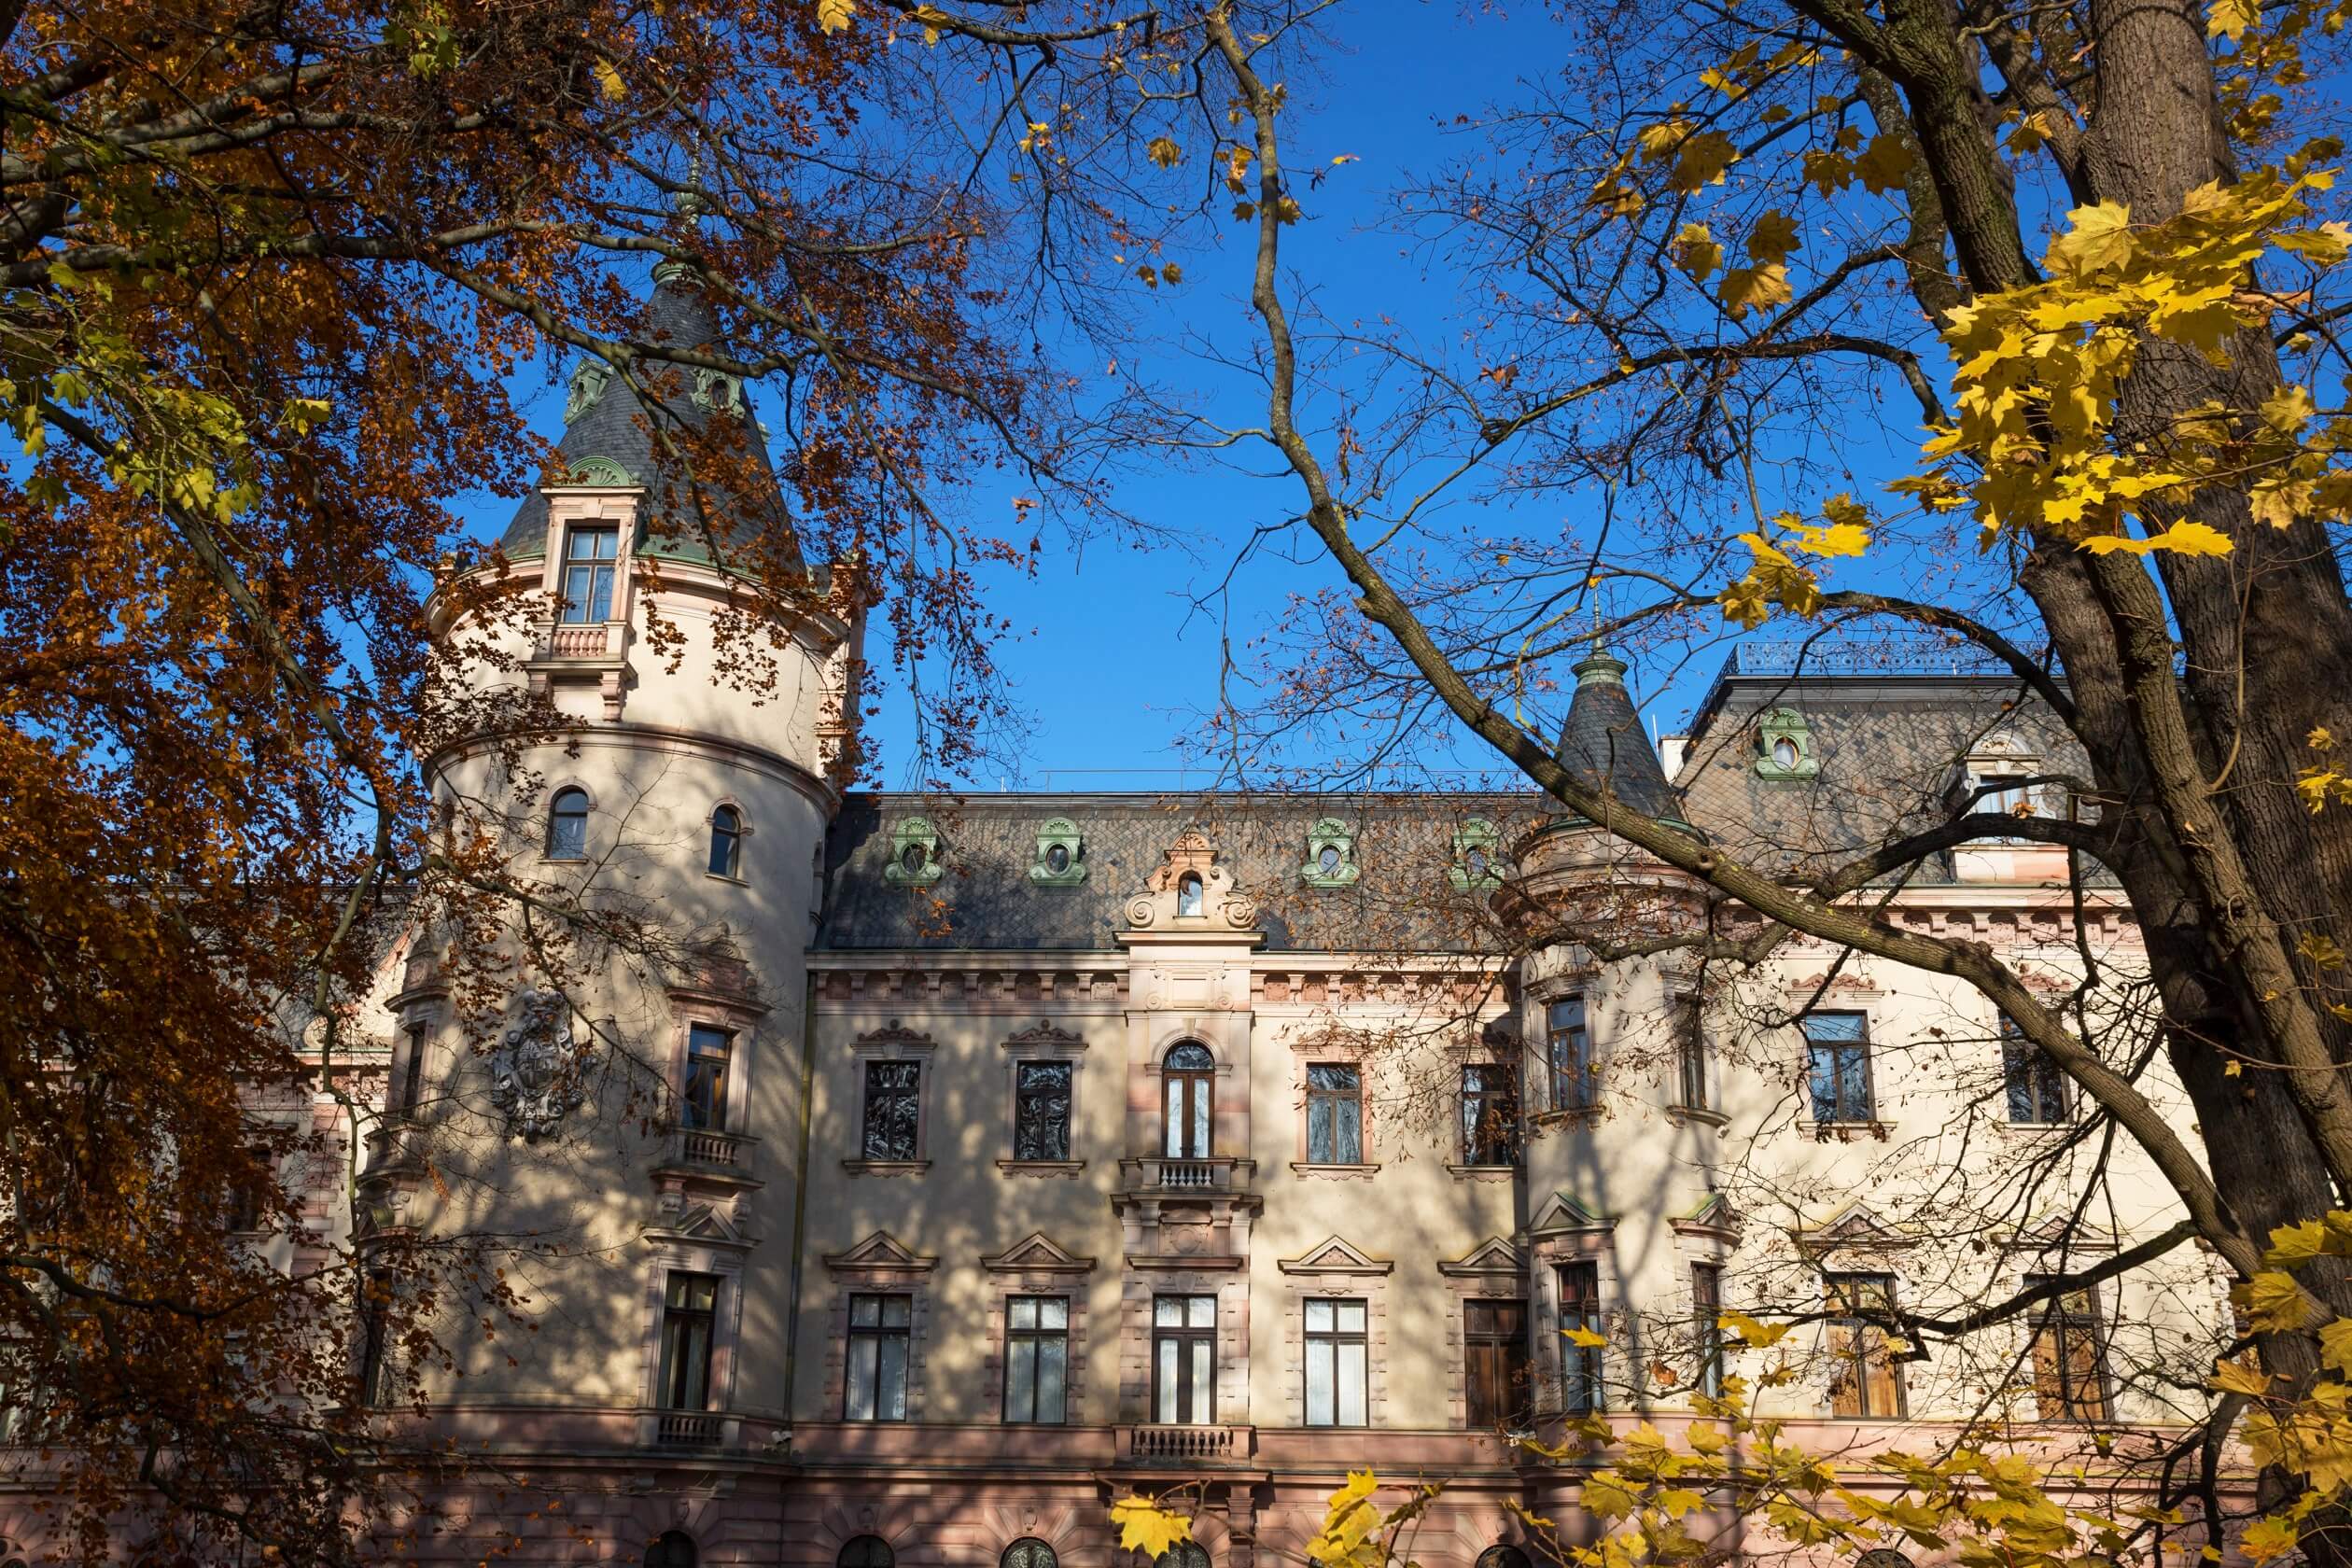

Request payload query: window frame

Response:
[860,1059,923,1161]
[1304,1061,1365,1165]
[2001,1021,2072,1126]
[1151,1293,1217,1425]
[1163,1043,1214,1160]
[844,1292,914,1422]
[545,786,592,861]
[1013,1060,1073,1162]
[1691,1262,1725,1399]
[1559,1260,1604,1414]
[1547,995,1593,1113]
[682,1023,733,1132]
[1803,1011,1876,1125]
[397,1022,428,1119]
[656,1271,720,1412]
[557,523,621,624]
[707,804,744,879]
[1463,1296,1531,1431]
[1825,1271,1908,1419]
[1302,1296,1369,1428]
[2023,1275,2111,1421]
[1001,1294,1071,1425]
[1671,992,1710,1113]
[1460,1062,1519,1167]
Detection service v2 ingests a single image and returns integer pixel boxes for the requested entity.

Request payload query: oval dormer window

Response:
[1466,848,1490,879]
[1319,844,1342,875]
[1045,842,1071,875]
[1771,736,1799,769]
[1177,872,1204,917]
[900,841,928,875]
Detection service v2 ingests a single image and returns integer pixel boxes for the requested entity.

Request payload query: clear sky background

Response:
[468,5,1988,792]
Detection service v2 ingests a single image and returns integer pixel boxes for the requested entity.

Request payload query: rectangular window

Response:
[1002,1295,1070,1424]
[2025,1277,2110,1421]
[1013,1062,1072,1161]
[861,1060,921,1160]
[1306,1063,1364,1164]
[1691,1263,1724,1399]
[658,1272,718,1411]
[683,1024,732,1131]
[1673,995,1709,1112]
[398,1024,427,1116]
[228,1143,271,1233]
[1804,1012,1875,1124]
[1303,1298,1368,1427]
[845,1293,911,1421]
[1560,1262,1604,1413]
[357,1277,397,1408]
[559,525,619,624]
[1152,1295,1216,1424]
[1463,1298,1530,1430]
[1826,1273,1906,1418]
[1460,1064,1519,1166]
[2001,1022,2070,1125]
[1547,996,1593,1113]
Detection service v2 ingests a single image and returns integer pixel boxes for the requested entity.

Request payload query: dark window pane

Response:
[1804,1013,1873,1123]
[847,1294,912,1422]
[1561,1262,1603,1414]
[2002,1025,2070,1124]
[1306,1063,1363,1164]
[862,1061,921,1160]
[1015,1062,1072,1161]
[684,1024,731,1130]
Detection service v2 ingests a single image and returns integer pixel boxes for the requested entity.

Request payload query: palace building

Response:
[220,271,2236,1568]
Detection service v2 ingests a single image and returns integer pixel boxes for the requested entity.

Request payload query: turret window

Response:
[707,805,744,878]
[683,1024,732,1130]
[546,788,590,861]
[559,525,619,623]
[1177,872,1204,917]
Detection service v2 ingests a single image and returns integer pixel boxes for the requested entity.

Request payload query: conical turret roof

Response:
[1551,650,1695,831]
[498,268,799,573]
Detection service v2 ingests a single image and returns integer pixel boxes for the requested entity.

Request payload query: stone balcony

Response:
[659,1126,759,1173]
[533,620,626,662]
[1117,1423,1255,1463]
[1114,1155,1255,1194]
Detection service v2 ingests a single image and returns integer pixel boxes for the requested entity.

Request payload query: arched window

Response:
[839,1540,895,1568]
[546,788,590,860]
[1151,1547,1209,1568]
[1477,1549,1532,1568]
[646,1533,696,1568]
[708,805,743,878]
[1002,1542,1058,1568]
[1164,1043,1214,1159]
[1176,872,1203,917]
[1855,1553,1914,1568]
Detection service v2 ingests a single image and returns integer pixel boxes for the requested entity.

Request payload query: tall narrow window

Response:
[1163,1043,1213,1159]
[227,1144,272,1233]
[357,1275,397,1407]
[1461,1064,1519,1166]
[683,1024,732,1131]
[658,1272,718,1410]
[1560,1261,1603,1414]
[838,1539,894,1568]
[1547,996,1593,1113]
[546,787,590,860]
[1306,1063,1363,1164]
[1673,994,1710,1112]
[1691,1263,1725,1398]
[1826,1273,1906,1418]
[1464,1298,1530,1430]
[1177,872,1204,917]
[2025,1277,2110,1420]
[707,805,743,878]
[1804,1012,1874,1124]
[1303,1298,1368,1427]
[861,1061,920,1160]
[1153,1295,1216,1424]
[398,1024,427,1117]
[1001,1544,1057,1568]
[1003,1295,1070,1423]
[559,524,619,623]
[2001,1022,2070,1125]
[646,1533,697,1568]
[1014,1062,1072,1160]
[845,1294,911,1421]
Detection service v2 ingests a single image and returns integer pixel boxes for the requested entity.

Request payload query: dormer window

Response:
[560,525,619,623]
[1177,872,1204,917]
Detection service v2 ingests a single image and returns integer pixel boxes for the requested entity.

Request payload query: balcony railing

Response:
[663,1127,756,1170]
[1123,1423,1250,1462]
[1117,1155,1253,1193]
[536,622,623,661]
[656,1411,722,1446]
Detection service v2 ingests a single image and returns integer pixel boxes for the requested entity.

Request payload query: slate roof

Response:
[1553,651,1690,828]
[816,793,1551,954]
[499,273,800,573]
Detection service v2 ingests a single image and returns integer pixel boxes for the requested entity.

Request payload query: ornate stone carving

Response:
[1124,831,1259,932]
[490,988,591,1140]
[563,361,610,425]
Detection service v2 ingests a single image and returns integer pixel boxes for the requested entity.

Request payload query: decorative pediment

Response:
[1278,1235,1393,1277]
[1795,1201,1911,1257]
[1438,1237,1526,1279]
[1528,1192,1615,1237]
[979,1231,1097,1275]
[854,1019,937,1056]
[1001,1018,1089,1054]
[1670,1191,1743,1243]
[651,1202,749,1248]
[823,1230,937,1275]
[2000,1212,2119,1255]
[1122,831,1260,933]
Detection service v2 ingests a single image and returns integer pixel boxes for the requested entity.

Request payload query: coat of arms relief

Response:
[490,987,592,1140]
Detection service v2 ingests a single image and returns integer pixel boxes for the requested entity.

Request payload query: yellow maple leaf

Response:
[2047,201,2135,275]
[1802,149,1853,196]
[1562,1324,1609,1348]
[1673,222,1723,280]
[1720,263,1792,320]
[2320,1316,2352,1373]
[908,2,948,41]
[1302,1472,1385,1568]
[1854,133,1913,193]
[2211,1358,2275,1396]
[1718,1309,1791,1348]
[1147,137,1182,169]
[1747,209,1801,266]
[815,0,857,33]
[2008,111,2055,155]
[1110,1496,1193,1557]
[2236,1269,2322,1333]
[2081,521,2233,557]
[2299,932,2346,968]
[2208,0,2260,40]
[592,56,625,99]
[1673,131,1740,191]
[2261,385,2317,434]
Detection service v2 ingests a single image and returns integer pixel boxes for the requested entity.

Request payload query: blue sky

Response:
[471,5,1975,792]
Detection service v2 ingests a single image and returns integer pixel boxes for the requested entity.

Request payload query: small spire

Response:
[655,140,707,288]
